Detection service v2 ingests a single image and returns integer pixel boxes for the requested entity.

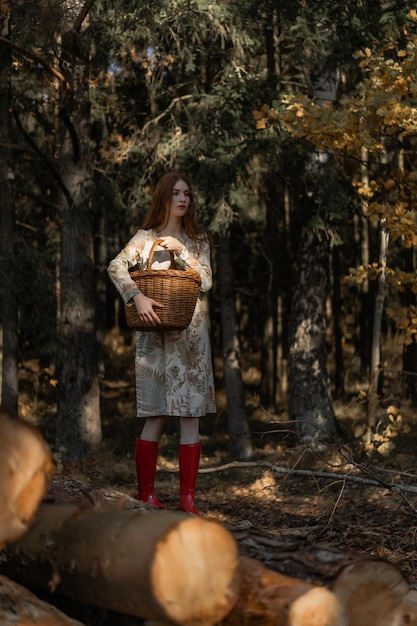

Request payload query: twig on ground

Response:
[194,460,417,499]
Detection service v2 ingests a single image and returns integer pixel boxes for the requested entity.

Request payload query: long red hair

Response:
[141,172,207,242]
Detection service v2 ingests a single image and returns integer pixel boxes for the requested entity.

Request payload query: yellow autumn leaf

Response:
[255,119,267,130]
[357,186,375,199]
[252,109,265,121]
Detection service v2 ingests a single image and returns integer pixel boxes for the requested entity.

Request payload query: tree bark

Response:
[358,146,372,377]
[217,235,252,460]
[221,556,346,626]
[0,406,55,548]
[0,1,18,412]
[56,1,101,459]
[0,504,240,626]
[367,219,389,435]
[331,246,344,395]
[402,247,417,405]
[288,231,337,447]
[261,179,279,411]
[0,575,86,626]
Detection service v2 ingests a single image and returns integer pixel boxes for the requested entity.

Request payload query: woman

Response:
[108,172,216,515]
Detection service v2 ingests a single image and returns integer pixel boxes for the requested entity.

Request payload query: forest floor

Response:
[18,327,417,591]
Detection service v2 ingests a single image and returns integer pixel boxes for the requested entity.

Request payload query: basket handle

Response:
[147,238,175,269]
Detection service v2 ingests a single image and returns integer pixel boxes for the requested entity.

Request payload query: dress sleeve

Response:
[107,230,147,303]
[174,237,213,293]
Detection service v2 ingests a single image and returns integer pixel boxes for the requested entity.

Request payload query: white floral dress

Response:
[107,229,216,418]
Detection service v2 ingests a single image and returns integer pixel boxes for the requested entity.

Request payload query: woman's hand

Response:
[158,236,185,255]
[133,293,164,326]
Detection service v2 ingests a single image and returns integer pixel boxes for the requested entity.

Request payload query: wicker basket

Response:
[124,238,201,332]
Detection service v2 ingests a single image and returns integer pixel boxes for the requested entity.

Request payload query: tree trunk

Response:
[402,247,417,405]
[358,146,372,376]
[0,1,18,412]
[95,214,107,381]
[331,246,344,395]
[56,1,101,459]
[367,219,389,436]
[261,179,279,411]
[0,503,240,626]
[288,231,337,447]
[261,7,281,409]
[264,3,277,87]
[217,235,252,460]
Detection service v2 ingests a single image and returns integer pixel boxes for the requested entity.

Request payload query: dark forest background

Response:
[1,0,417,463]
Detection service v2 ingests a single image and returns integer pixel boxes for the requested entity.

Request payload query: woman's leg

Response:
[140,416,167,442]
[179,417,200,445]
[135,416,167,508]
[178,417,201,514]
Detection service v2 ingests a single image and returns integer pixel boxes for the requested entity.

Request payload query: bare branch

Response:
[193,460,417,497]
[73,0,97,32]
[13,110,73,208]
[0,36,72,102]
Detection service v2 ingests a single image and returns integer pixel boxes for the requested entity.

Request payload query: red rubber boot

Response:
[178,442,201,515]
[135,438,166,508]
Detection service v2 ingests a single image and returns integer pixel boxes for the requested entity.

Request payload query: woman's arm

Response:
[107,231,146,303]
[160,236,213,292]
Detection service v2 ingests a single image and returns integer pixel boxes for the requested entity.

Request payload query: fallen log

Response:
[220,556,347,626]
[0,503,240,626]
[42,475,412,626]
[0,405,55,548]
[229,525,410,626]
[44,472,146,510]
[0,574,85,625]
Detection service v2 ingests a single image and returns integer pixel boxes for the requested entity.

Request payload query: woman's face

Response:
[166,179,191,219]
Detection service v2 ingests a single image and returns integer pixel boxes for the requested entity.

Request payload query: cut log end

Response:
[332,560,410,626]
[153,515,240,625]
[0,406,55,548]
[378,590,417,626]
[290,587,348,626]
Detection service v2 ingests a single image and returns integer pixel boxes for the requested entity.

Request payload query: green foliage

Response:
[7,0,417,393]
[88,0,284,237]
[255,9,417,340]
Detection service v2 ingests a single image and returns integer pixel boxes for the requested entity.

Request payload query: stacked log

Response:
[0,504,240,626]
[0,405,84,624]
[229,524,415,626]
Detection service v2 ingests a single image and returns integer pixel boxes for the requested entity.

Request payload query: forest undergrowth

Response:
[16,327,417,588]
